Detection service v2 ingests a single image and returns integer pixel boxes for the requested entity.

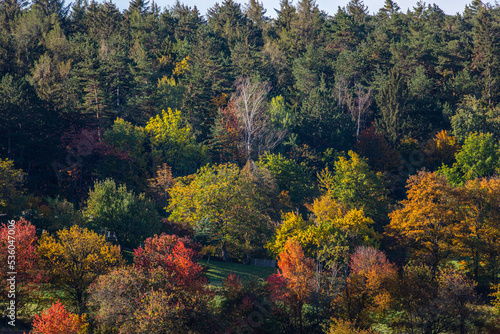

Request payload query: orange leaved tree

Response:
[268,239,315,334]
[32,300,88,334]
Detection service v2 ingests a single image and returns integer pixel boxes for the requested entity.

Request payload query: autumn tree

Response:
[387,171,458,275]
[0,219,46,316]
[423,130,460,170]
[268,195,377,267]
[88,235,215,333]
[344,246,397,328]
[145,108,209,176]
[326,318,377,334]
[319,150,389,226]
[147,163,175,215]
[32,300,89,334]
[37,225,123,313]
[268,239,315,334]
[456,177,500,288]
[133,233,205,291]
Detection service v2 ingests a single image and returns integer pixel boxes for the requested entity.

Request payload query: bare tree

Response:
[336,78,372,140]
[349,84,372,140]
[231,77,286,160]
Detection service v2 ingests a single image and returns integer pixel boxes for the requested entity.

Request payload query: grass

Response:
[201,259,277,287]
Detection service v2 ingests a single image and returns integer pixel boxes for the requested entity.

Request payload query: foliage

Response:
[439,132,500,185]
[32,300,89,334]
[145,108,208,176]
[326,318,377,334]
[423,130,460,170]
[37,225,123,313]
[0,219,46,316]
[343,246,397,328]
[390,265,477,334]
[267,239,315,334]
[133,233,205,291]
[0,158,25,217]
[83,178,161,248]
[88,235,214,334]
[98,117,148,191]
[451,96,500,141]
[229,76,286,160]
[268,195,377,267]
[147,163,175,212]
[387,171,457,274]
[319,150,389,225]
[33,196,82,233]
[168,163,272,261]
[258,152,317,208]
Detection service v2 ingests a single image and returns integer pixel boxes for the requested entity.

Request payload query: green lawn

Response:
[201,260,277,287]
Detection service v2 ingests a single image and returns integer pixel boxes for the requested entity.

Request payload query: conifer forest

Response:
[2,0,500,332]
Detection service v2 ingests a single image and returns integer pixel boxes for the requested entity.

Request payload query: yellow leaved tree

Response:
[268,194,377,267]
[37,225,124,313]
[387,171,459,276]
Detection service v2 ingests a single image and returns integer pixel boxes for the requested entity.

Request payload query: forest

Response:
[2,0,500,332]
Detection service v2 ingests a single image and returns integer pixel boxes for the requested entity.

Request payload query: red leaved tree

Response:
[133,233,205,291]
[32,300,88,334]
[0,219,46,315]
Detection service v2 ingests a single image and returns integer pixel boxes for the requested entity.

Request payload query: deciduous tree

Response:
[37,225,123,313]
[32,300,88,334]
[0,219,46,316]
[83,178,161,248]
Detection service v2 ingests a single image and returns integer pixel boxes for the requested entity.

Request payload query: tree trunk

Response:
[222,243,229,262]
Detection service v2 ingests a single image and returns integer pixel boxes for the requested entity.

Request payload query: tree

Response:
[37,225,124,313]
[326,318,377,334]
[355,125,401,174]
[457,178,500,288]
[319,150,389,225]
[471,3,500,106]
[168,163,272,261]
[0,219,46,316]
[374,68,409,144]
[451,96,500,141]
[258,152,316,208]
[230,77,286,160]
[387,171,458,275]
[145,108,208,176]
[268,195,377,268]
[209,100,244,164]
[439,132,500,185]
[88,235,214,334]
[97,118,148,191]
[422,130,460,171]
[309,195,378,265]
[0,158,25,217]
[344,246,397,328]
[268,239,315,334]
[32,300,89,334]
[147,163,175,214]
[83,178,161,248]
[391,265,477,334]
[133,234,205,291]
